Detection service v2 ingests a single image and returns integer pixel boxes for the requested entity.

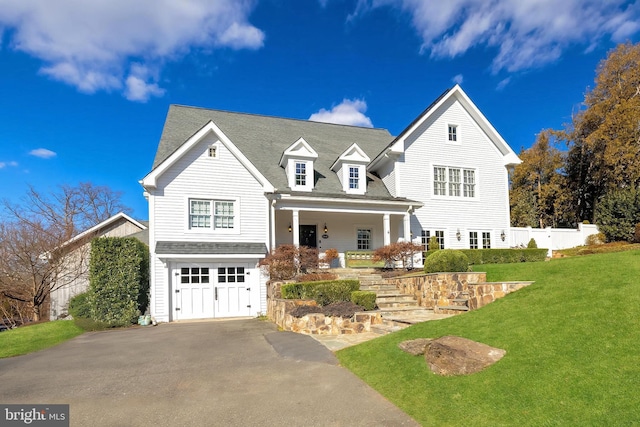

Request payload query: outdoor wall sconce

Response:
[288,223,292,232]
[501,230,506,241]
[456,229,461,241]
[323,223,328,234]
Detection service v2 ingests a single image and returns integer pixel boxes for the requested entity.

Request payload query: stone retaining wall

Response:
[385,272,533,314]
[267,297,383,335]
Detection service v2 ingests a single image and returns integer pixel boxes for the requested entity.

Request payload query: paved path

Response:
[0,319,418,426]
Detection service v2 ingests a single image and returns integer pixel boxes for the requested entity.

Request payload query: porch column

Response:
[403,212,411,242]
[292,209,300,247]
[270,200,276,250]
[383,213,390,246]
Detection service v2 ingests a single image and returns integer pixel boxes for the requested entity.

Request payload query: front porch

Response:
[268,194,420,267]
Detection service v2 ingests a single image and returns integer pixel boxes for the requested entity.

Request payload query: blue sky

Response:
[1,0,639,221]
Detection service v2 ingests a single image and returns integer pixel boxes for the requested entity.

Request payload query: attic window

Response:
[448,125,457,142]
[208,145,218,159]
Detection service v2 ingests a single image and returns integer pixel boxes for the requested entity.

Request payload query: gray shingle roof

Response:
[152,106,399,198]
[156,241,267,255]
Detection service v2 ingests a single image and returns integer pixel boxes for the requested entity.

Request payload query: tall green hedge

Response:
[459,248,547,265]
[88,237,149,326]
[281,280,359,306]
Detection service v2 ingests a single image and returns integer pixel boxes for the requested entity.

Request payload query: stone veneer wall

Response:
[385,272,533,314]
[267,297,383,335]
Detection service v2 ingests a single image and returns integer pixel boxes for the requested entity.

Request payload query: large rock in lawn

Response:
[425,336,505,376]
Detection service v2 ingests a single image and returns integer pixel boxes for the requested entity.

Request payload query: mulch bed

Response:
[289,301,365,318]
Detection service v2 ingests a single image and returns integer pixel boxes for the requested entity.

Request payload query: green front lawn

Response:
[337,250,640,426]
[0,320,85,358]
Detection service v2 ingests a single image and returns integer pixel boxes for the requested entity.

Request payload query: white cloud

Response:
[452,74,464,85]
[0,161,19,168]
[308,99,374,128]
[350,0,640,73]
[496,77,511,91]
[0,0,265,101]
[29,148,57,159]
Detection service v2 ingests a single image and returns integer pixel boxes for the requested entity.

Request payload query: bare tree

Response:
[0,182,131,321]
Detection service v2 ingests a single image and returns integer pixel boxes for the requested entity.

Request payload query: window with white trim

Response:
[482,232,491,249]
[295,162,307,186]
[464,169,475,197]
[433,166,476,198]
[189,199,235,230]
[349,166,359,190]
[469,232,478,249]
[208,145,218,159]
[448,125,457,142]
[357,228,372,250]
[434,167,446,196]
[449,168,461,197]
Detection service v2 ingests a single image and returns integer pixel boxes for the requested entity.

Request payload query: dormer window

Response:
[295,162,307,186]
[279,137,318,192]
[331,143,370,195]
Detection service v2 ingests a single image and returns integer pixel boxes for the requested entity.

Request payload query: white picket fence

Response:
[510,224,600,257]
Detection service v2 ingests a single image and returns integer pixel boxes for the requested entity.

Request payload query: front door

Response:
[299,224,317,247]
[174,265,214,320]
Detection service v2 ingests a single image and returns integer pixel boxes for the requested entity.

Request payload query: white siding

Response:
[378,158,397,197]
[397,97,511,249]
[153,134,268,244]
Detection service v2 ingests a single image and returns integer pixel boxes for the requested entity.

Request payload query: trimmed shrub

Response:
[281,280,360,306]
[424,250,470,273]
[296,272,337,282]
[350,291,377,311]
[428,236,441,252]
[527,238,538,249]
[459,248,547,264]
[586,232,606,246]
[88,237,149,326]
[68,292,91,319]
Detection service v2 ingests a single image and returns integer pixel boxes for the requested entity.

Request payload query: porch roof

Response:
[156,241,267,255]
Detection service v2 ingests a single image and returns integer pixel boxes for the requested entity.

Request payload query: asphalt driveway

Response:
[0,319,418,426]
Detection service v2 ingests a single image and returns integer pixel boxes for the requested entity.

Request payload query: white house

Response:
[141,85,521,322]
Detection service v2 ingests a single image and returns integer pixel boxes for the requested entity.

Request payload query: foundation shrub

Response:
[281,280,360,306]
[350,291,377,311]
[424,250,470,273]
[460,249,548,264]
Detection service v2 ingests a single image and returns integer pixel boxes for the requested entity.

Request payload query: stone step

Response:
[376,300,419,309]
[376,294,416,303]
[371,323,407,335]
[437,305,470,312]
[359,284,397,291]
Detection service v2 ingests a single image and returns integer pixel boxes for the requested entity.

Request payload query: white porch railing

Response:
[510,224,600,256]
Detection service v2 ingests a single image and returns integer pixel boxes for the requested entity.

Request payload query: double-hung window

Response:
[295,162,307,186]
[349,166,359,190]
[434,167,447,196]
[434,166,476,198]
[190,199,235,230]
[422,229,445,250]
[448,125,457,142]
[464,169,475,197]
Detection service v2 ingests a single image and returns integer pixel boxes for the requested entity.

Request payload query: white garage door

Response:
[174,263,255,320]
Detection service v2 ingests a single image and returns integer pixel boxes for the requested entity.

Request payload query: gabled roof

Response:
[58,212,148,250]
[146,105,397,198]
[278,137,318,167]
[330,143,371,171]
[369,85,521,168]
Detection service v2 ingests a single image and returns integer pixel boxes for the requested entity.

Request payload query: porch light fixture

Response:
[456,229,461,241]
[501,230,506,241]
[288,223,292,232]
[323,223,328,234]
